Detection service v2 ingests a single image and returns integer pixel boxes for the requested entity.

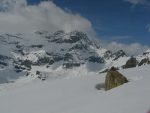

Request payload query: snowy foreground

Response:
[0,65,150,113]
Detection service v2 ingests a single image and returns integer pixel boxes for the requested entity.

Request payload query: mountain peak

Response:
[0,30,149,83]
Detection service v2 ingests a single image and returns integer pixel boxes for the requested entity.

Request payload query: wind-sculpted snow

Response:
[0,65,149,113]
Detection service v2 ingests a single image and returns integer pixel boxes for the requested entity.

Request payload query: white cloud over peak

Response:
[105,41,149,55]
[0,0,95,35]
[0,0,149,56]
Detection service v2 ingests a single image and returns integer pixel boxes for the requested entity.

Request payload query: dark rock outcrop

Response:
[0,54,10,60]
[46,52,64,63]
[138,58,150,66]
[123,57,138,69]
[31,45,43,48]
[105,67,128,90]
[36,71,46,81]
[112,50,127,61]
[20,60,32,69]
[36,71,41,75]
[103,50,112,59]
[88,56,105,63]
[0,61,8,66]
[64,53,73,61]
[37,57,50,65]
[69,43,88,51]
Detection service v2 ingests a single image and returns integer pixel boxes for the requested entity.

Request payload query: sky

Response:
[0,0,150,55]
[28,0,150,54]
[51,0,150,43]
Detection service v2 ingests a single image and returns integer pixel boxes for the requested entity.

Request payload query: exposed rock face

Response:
[105,67,128,90]
[123,57,138,69]
[0,54,11,68]
[112,50,127,61]
[88,56,105,63]
[36,71,47,81]
[138,58,150,66]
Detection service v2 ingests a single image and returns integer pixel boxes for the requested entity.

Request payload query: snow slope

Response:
[0,65,149,113]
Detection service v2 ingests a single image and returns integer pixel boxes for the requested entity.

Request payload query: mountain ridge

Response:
[0,30,149,83]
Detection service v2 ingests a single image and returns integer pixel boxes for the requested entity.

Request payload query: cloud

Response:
[108,35,134,41]
[0,0,27,11]
[0,0,95,35]
[124,0,150,5]
[105,41,149,55]
[146,24,150,32]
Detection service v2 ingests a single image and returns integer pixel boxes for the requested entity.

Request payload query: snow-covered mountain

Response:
[0,30,149,84]
[0,30,150,113]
